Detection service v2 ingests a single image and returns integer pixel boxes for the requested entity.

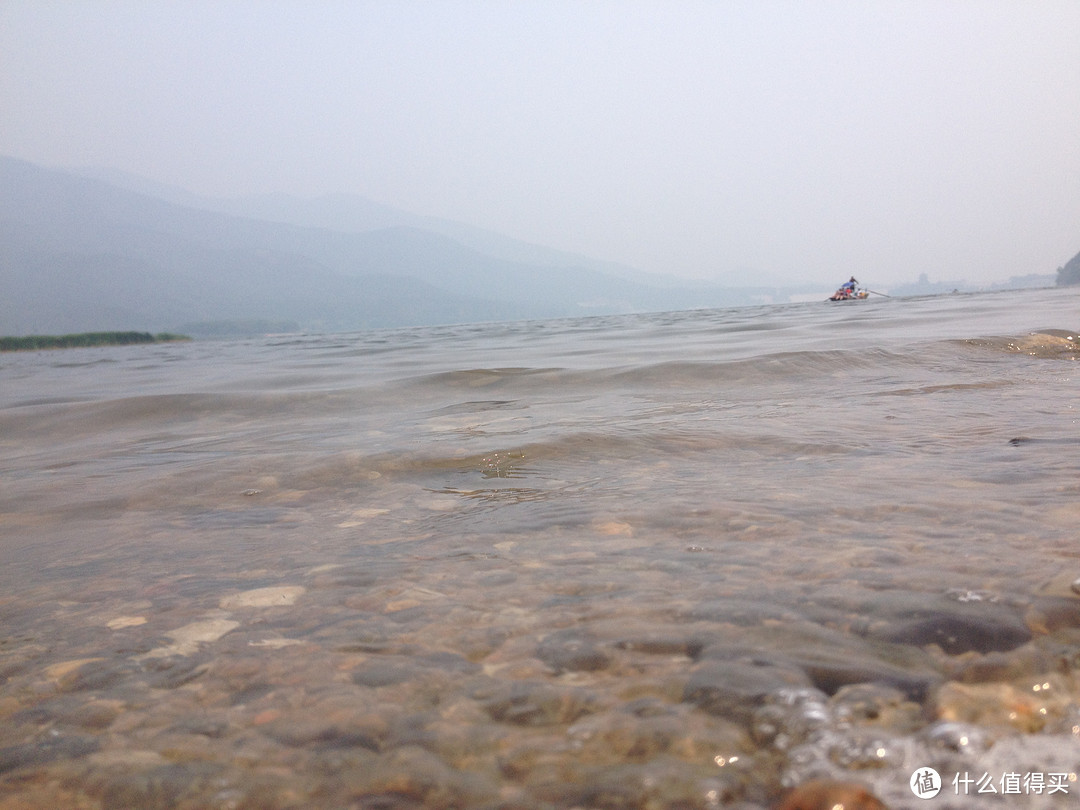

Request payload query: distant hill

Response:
[2,156,774,336]
[1057,250,1080,286]
[73,166,673,285]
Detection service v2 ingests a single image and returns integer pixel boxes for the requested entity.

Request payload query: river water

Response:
[1,286,1079,809]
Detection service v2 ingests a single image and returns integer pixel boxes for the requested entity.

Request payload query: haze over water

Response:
[1,287,1079,808]
[3,3,1079,287]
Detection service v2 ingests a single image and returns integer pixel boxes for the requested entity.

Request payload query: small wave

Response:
[434,486,553,505]
[872,380,1014,398]
[4,396,95,409]
[602,350,904,387]
[388,348,915,398]
[399,367,566,390]
[51,357,120,369]
[429,399,526,416]
[274,422,858,500]
[963,329,1079,358]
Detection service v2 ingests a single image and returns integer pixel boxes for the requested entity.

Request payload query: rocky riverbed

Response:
[3,535,1080,809]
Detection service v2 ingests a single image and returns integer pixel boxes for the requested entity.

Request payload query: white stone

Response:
[219,585,305,609]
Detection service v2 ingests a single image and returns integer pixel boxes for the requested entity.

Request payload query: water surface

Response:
[1,287,1079,808]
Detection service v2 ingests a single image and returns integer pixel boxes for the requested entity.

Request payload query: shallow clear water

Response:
[1,287,1079,808]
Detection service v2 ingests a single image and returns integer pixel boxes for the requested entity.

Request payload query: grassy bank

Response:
[0,331,191,352]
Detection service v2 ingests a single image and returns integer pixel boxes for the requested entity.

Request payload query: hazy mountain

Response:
[1057,250,1080,286]
[2,156,778,336]
[72,165,682,286]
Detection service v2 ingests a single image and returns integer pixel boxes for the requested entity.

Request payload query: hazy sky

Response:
[2,1,1078,286]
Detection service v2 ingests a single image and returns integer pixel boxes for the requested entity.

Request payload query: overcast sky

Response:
[2,1,1078,286]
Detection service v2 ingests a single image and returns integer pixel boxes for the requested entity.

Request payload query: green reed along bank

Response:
[0,331,191,352]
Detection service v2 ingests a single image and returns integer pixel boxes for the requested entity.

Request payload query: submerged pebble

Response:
[142,618,240,658]
[536,629,611,673]
[219,585,305,608]
[776,779,887,810]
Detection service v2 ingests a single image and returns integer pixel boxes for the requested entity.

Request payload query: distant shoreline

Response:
[0,331,192,352]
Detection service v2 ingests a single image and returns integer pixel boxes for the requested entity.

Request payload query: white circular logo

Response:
[910,767,942,798]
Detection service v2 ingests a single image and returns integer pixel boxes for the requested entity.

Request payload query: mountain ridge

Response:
[70,165,685,286]
[1,156,794,336]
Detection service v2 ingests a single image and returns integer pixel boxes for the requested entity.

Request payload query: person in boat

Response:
[829,280,864,302]
[832,276,859,299]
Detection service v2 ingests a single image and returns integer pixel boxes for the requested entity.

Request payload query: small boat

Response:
[828,277,869,301]
[828,288,869,302]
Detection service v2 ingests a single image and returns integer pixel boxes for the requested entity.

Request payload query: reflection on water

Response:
[1,287,1079,808]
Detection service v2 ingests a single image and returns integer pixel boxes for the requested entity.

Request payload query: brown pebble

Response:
[776,779,888,810]
[251,708,282,725]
